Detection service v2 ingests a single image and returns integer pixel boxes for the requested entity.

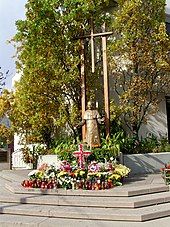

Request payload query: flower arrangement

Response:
[22,160,130,190]
[22,164,59,189]
[160,163,170,185]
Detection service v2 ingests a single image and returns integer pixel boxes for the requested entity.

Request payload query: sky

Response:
[0,0,170,89]
[0,0,27,88]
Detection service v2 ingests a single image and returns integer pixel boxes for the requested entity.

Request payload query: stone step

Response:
[5,181,169,197]
[0,170,29,183]
[0,214,47,227]
[1,214,170,227]
[1,172,170,225]
[1,190,170,209]
[1,202,170,222]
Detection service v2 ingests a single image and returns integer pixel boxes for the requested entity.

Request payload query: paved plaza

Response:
[0,168,170,227]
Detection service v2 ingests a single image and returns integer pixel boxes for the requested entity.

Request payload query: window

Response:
[166,97,170,142]
[166,22,170,34]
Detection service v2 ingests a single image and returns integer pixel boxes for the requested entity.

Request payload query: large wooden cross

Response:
[79,23,113,139]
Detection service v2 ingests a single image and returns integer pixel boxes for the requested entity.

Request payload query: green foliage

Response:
[47,133,170,164]
[88,132,125,162]
[164,144,170,152]
[53,132,125,164]
[109,0,170,138]
[4,0,169,157]
[122,135,170,154]
[53,138,77,163]
[22,144,49,168]
[9,0,117,148]
[0,90,14,145]
[101,132,125,157]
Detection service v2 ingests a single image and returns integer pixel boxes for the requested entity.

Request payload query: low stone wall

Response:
[12,150,33,170]
[13,152,170,175]
[38,155,61,168]
[123,152,170,175]
[0,162,10,171]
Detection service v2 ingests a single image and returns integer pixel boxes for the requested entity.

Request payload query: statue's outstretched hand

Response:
[97,116,105,124]
[73,124,78,130]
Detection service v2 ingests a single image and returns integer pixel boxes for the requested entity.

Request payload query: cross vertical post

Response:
[102,23,110,138]
[77,24,113,140]
[80,39,86,141]
[91,19,95,73]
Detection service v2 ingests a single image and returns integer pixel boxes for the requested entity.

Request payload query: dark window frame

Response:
[166,97,170,143]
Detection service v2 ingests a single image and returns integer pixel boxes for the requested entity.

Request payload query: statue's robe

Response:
[83,109,101,148]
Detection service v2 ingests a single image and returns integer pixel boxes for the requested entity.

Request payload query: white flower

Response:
[49,172,55,178]
[28,170,39,177]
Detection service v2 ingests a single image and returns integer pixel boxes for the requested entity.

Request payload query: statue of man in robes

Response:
[81,101,103,148]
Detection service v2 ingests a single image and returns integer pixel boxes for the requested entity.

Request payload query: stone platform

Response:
[0,170,170,226]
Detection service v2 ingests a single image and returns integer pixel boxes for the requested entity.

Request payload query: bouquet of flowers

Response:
[22,164,59,189]
[21,160,130,190]
[160,163,170,185]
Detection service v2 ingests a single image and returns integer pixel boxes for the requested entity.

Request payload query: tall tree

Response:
[0,67,8,94]
[0,68,12,147]
[0,89,13,146]
[11,0,115,148]
[109,0,170,139]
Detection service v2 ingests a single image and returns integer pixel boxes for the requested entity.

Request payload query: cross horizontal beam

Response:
[76,31,113,40]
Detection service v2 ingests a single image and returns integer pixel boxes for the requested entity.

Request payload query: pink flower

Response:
[88,161,100,172]
[60,160,72,172]
[37,163,49,171]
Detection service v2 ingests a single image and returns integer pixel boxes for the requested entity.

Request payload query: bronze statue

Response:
[81,101,103,148]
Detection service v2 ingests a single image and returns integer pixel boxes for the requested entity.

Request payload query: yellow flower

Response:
[58,171,68,177]
[114,164,131,177]
[80,170,85,176]
[109,174,121,180]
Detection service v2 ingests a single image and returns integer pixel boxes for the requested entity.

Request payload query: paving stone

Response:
[0,203,51,217]
[0,171,27,183]
[0,214,47,227]
[1,201,170,222]
[5,181,169,198]
[38,216,170,227]
[1,170,170,225]
[0,191,169,209]
[1,214,170,227]
[1,182,170,210]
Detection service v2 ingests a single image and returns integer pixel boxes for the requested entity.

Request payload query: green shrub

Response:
[88,132,125,162]
[122,135,170,154]
[52,133,170,163]
[53,138,77,163]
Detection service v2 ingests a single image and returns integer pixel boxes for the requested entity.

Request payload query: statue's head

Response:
[87,101,94,110]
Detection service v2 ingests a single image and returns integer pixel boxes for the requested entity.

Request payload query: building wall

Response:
[139,13,170,139]
[139,97,168,139]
